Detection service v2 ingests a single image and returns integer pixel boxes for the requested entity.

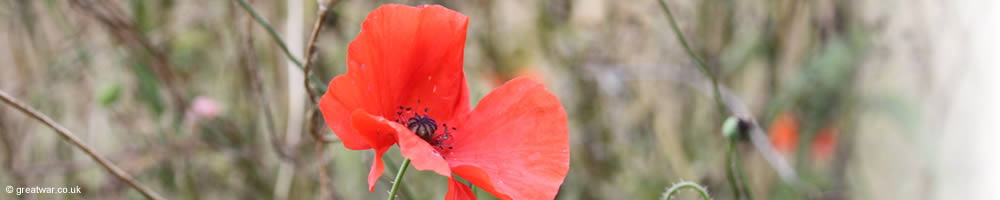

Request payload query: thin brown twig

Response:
[302,0,339,105]
[304,3,339,197]
[303,0,341,144]
[308,107,338,198]
[0,90,165,200]
[309,106,340,143]
[316,142,330,199]
[12,135,205,176]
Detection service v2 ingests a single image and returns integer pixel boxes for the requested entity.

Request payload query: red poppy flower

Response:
[318,4,570,200]
[769,112,799,156]
[811,124,838,161]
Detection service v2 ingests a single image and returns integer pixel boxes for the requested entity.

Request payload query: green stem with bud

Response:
[724,118,756,200]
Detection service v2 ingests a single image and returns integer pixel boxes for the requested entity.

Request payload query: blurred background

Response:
[1,0,998,199]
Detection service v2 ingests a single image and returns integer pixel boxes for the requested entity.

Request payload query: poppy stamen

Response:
[407,114,437,142]
[397,101,453,149]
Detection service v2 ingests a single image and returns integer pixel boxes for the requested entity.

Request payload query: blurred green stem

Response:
[383,157,416,198]
[233,0,327,92]
[725,141,743,199]
[656,0,726,117]
[661,181,711,200]
[234,0,302,67]
[728,141,755,200]
[735,142,755,200]
[388,158,411,200]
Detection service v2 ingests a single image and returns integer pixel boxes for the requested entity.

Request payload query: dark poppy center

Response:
[394,101,456,151]
[407,115,437,142]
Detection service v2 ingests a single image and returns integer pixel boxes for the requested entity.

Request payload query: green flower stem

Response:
[656,0,726,117]
[726,140,756,200]
[387,158,411,200]
[383,157,416,198]
[234,0,302,67]
[471,184,478,196]
[726,141,743,199]
[734,143,755,200]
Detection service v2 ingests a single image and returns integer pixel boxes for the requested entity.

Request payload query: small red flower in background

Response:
[811,125,838,161]
[769,112,799,155]
[767,112,838,161]
[318,4,569,200]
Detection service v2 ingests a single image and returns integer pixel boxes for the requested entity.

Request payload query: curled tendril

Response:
[661,181,712,200]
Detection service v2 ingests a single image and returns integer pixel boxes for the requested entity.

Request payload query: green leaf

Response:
[133,61,165,116]
[97,82,123,107]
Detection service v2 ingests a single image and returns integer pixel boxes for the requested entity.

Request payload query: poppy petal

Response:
[366,146,389,192]
[349,110,401,191]
[319,90,373,150]
[446,176,477,200]
[395,122,452,176]
[318,4,471,150]
[444,77,569,200]
[348,4,471,122]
